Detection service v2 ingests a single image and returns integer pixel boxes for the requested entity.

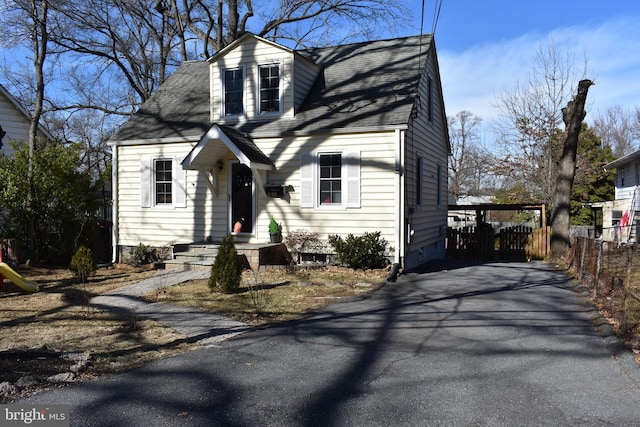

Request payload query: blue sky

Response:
[398,0,640,132]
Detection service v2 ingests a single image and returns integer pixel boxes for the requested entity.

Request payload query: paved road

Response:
[20,262,640,426]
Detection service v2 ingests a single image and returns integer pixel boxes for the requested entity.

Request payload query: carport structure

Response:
[447,203,549,261]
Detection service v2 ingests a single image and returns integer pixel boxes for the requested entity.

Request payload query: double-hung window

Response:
[319,153,342,205]
[300,150,360,209]
[259,64,280,114]
[140,157,186,208]
[155,159,173,204]
[224,68,244,116]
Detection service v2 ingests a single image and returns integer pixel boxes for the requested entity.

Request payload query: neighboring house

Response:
[0,84,53,156]
[596,150,640,242]
[108,33,450,271]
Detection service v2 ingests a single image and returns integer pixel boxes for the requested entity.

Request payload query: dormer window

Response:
[259,64,280,114]
[224,68,244,116]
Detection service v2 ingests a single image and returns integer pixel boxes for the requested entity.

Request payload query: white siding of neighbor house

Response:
[403,46,449,267]
[210,37,297,120]
[115,141,231,247]
[255,131,399,248]
[0,92,32,157]
[614,161,640,200]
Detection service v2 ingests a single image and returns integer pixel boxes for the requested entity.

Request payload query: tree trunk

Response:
[27,0,49,262]
[550,79,593,261]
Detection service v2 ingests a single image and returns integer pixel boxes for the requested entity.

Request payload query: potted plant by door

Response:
[269,218,282,243]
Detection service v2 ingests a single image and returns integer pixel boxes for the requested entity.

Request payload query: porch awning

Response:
[181,123,275,171]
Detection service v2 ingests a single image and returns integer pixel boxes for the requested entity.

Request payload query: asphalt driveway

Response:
[19,261,640,426]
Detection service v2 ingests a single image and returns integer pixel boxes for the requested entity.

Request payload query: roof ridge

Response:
[295,33,433,54]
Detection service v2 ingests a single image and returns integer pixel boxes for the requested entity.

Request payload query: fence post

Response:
[624,246,634,330]
[579,236,587,281]
[594,240,602,300]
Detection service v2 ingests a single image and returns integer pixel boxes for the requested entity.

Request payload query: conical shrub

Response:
[209,235,242,293]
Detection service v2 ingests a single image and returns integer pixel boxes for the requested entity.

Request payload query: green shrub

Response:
[328,231,388,269]
[130,243,154,266]
[209,235,242,293]
[69,245,96,283]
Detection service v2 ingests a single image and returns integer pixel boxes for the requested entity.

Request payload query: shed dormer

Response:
[208,34,321,122]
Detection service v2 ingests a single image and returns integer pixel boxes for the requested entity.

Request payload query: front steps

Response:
[163,243,293,271]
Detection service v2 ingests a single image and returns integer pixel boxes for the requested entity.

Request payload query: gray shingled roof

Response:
[111,61,211,142]
[110,34,432,142]
[218,124,274,166]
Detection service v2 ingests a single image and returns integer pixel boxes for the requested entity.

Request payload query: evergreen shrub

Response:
[328,231,388,269]
[69,245,96,282]
[209,235,242,293]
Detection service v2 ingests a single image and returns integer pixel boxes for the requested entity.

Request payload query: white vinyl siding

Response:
[293,56,321,113]
[118,142,222,247]
[404,47,449,254]
[416,157,423,207]
[615,162,640,200]
[116,132,395,248]
[0,92,39,157]
[258,132,392,243]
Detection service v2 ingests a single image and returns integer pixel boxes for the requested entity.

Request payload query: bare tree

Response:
[591,105,640,157]
[7,0,407,118]
[447,110,493,199]
[493,42,587,211]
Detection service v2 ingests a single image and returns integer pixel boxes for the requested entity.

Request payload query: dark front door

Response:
[230,162,254,234]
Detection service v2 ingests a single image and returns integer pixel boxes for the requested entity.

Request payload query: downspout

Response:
[395,128,406,268]
[111,144,119,264]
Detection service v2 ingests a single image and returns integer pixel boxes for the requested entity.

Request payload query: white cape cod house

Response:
[108,33,450,271]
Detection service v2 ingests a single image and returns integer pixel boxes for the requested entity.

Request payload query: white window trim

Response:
[140,156,186,209]
[222,66,246,118]
[154,158,173,207]
[256,62,283,116]
[300,150,360,210]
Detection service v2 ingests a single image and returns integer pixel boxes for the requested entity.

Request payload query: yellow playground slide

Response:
[0,262,39,292]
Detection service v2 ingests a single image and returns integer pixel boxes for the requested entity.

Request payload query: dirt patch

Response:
[143,266,388,326]
[0,265,199,403]
[0,264,388,402]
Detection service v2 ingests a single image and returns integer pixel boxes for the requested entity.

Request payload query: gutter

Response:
[111,145,119,263]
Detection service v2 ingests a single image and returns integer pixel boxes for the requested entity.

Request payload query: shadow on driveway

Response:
[20,261,640,426]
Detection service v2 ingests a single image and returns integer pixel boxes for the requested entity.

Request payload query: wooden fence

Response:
[447,225,549,261]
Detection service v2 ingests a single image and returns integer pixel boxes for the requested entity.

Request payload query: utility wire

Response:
[432,0,444,34]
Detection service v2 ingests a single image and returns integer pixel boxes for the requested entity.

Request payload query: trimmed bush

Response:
[69,245,96,283]
[328,231,388,269]
[130,243,154,266]
[209,235,242,293]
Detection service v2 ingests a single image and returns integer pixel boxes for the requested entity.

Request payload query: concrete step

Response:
[173,249,218,262]
[164,242,292,271]
[163,259,213,271]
